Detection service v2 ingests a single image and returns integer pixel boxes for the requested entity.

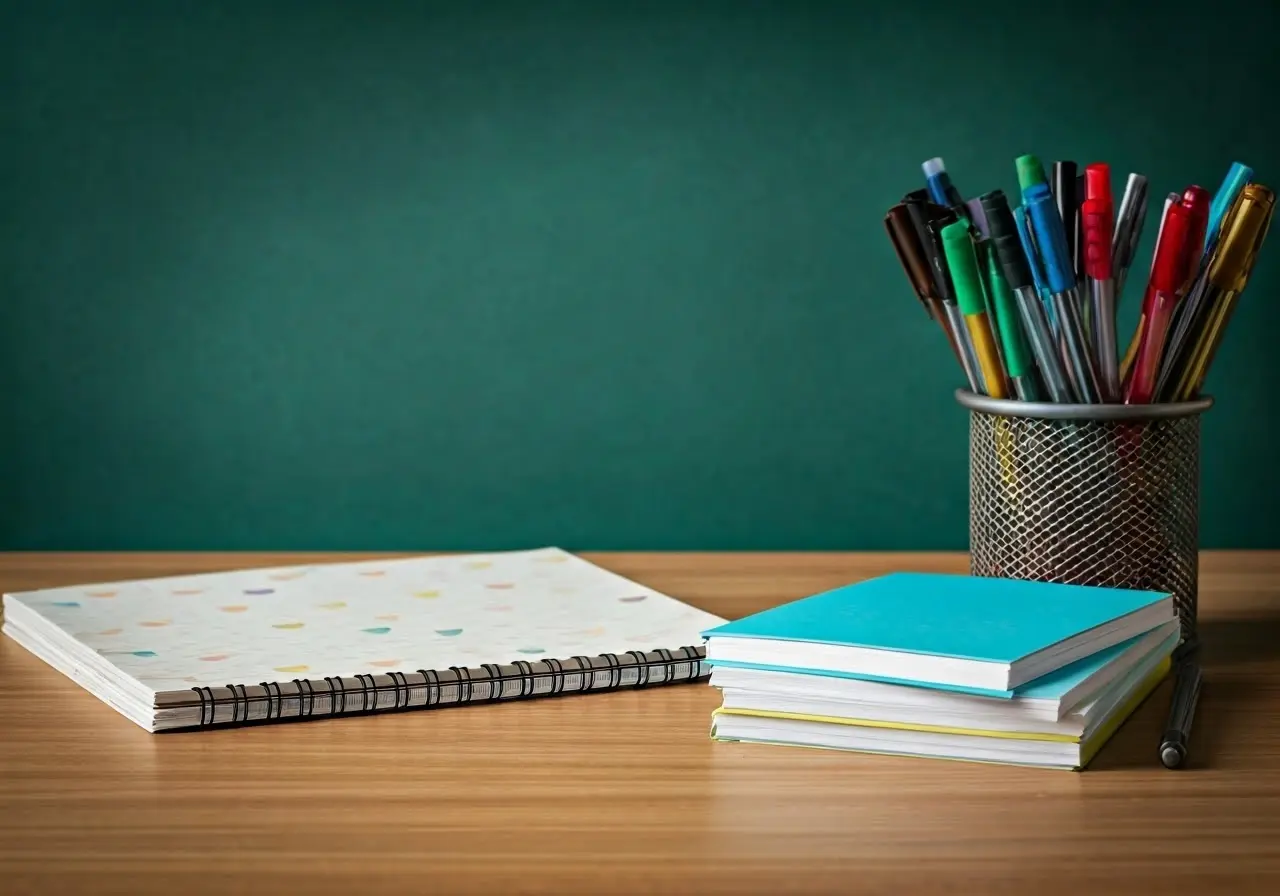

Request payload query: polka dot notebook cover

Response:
[1,547,727,732]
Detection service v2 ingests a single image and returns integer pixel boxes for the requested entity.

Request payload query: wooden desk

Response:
[2,552,1279,895]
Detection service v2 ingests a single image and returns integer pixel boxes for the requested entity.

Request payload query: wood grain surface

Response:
[2,551,1279,895]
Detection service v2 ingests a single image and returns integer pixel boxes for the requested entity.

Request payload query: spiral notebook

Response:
[1,548,726,732]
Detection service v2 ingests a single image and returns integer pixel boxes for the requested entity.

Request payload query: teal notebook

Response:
[701,573,1174,696]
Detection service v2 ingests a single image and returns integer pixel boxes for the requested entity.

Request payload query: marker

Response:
[1162,182,1275,401]
[922,157,970,221]
[982,190,1073,403]
[1205,162,1253,254]
[1082,163,1119,401]
[941,219,1009,398]
[1025,182,1102,403]
[1123,186,1211,404]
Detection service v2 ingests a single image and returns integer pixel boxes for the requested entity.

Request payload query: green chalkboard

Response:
[3,0,1278,550]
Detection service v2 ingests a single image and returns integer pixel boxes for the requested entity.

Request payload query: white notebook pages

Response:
[2,547,726,732]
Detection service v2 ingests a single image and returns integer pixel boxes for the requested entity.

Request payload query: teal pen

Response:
[1205,162,1252,254]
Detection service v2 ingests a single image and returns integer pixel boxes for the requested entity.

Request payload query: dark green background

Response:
[3,0,1278,551]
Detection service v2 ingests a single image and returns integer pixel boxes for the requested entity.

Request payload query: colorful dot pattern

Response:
[4,548,727,695]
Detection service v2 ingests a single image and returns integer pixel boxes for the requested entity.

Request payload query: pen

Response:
[923,157,971,222]
[912,203,987,394]
[1159,642,1202,770]
[1162,182,1276,401]
[1075,172,1087,284]
[1112,173,1149,299]
[941,219,1010,398]
[965,198,991,238]
[1026,182,1102,403]
[1123,186,1211,404]
[974,238,1011,375]
[979,196,1043,401]
[1016,154,1048,198]
[884,204,967,370]
[1120,192,1179,387]
[1082,163,1120,401]
[984,192,1074,403]
[1051,162,1079,267]
[1013,203,1055,325]
[1205,161,1253,254]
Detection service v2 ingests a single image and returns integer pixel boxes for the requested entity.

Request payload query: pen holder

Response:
[957,390,1213,641]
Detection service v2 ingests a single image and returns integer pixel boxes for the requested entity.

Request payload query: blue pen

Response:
[922,157,971,221]
[1025,182,1102,403]
[1014,204,1056,327]
[1205,162,1252,254]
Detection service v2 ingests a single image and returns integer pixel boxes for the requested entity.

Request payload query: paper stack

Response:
[702,572,1179,770]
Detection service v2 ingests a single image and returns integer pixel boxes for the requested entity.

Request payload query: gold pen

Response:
[1164,183,1275,402]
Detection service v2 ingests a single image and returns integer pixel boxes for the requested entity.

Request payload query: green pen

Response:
[940,220,1010,399]
[1016,154,1048,196]
[985,247,1042,401]
[971,238,1010,379]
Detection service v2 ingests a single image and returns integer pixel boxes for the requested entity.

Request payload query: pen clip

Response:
[1013,204,1049,296]
[1024,183,1075,293]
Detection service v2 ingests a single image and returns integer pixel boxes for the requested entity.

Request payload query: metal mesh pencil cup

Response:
[957,389,1213,641]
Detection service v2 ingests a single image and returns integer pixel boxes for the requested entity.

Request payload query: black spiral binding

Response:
[480,663,502,702]
[545,657,565,695]
[388,671,409,710]
[263,680,283,721]
[192,686,215,727]
[325,676,345,717]
[601,653,622,690]
[295,678,315,718]
[451,666,473,703]
[503,660,522,697]
[571,655,592,691]
[627,650,650,688]
[680,645,702,680]
[183,646,708,730]
[355,673,376,713]
[654,648,675,684]
[417,668,440,708]
[226,683,248,724]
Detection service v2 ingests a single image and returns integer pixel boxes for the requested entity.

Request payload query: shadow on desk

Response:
[1198,615,1280,669]
[1087,614,1280,774]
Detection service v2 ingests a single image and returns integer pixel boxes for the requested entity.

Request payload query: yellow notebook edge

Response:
[1076,655,1172,768]
[712,706,1076,743]
[710,656,1173,750]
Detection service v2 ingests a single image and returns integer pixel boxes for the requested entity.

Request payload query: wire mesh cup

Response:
[956,389,1213,641]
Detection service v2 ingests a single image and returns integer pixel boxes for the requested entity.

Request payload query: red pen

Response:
[1082,163,1118,399]
[1123,186,1211,404]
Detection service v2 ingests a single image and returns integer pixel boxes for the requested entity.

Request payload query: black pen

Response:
[1160,639,1202,769]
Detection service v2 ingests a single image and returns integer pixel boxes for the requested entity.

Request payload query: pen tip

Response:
[922,157,945,178]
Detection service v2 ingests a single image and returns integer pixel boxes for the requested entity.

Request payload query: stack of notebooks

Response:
[702,573,1180,770]
[2,547,727,732]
